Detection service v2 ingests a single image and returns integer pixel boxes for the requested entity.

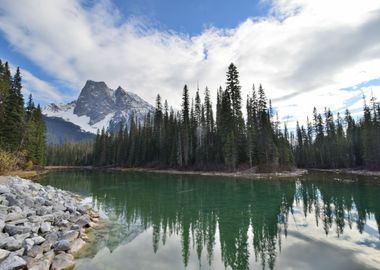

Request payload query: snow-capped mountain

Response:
[43,80,155,135]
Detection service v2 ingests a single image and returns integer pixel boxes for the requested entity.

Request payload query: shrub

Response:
[24,160,33,170]
[0,150,19,174]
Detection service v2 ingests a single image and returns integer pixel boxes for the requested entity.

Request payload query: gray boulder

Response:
[31,236,45,245]
[0,249,10,263]
[5,212,26,222]
[69,238,86,255]
[0,185,10,194]
[27,245,43,258]
[40,222,51,234]
[23,238,34,252]
[0,255,26,270]
[28,259,50,270]
[53,240,71,252]
[0,237,22,251]
[60,230,79,242]
[5,194,18,206]
[51,253,75,270]
[4,225,32,236]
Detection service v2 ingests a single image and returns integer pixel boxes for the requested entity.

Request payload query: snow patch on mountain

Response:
[43,80,155,134]
[44,104,99,133]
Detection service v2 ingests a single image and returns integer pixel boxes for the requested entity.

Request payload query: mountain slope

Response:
[44,115,96,144]
[43,80,155,142]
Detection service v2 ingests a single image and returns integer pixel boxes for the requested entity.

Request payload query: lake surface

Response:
[38,171,380,270]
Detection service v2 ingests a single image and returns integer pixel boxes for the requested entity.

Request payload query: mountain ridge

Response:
[43,80,154,143]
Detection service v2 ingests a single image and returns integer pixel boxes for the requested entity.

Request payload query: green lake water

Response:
[38,171,380,270]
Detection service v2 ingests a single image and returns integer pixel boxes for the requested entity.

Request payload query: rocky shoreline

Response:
[0,176,100,270]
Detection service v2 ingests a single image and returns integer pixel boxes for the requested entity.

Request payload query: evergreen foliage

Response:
[294,98,380,170]
[45,142,93,166]
[0,59,46,170]
[92,63,294,172]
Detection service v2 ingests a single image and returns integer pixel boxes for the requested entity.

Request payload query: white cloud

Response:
[0,0,379,127]
[7,64,64,104]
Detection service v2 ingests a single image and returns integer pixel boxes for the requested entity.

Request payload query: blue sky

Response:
[112,0,268,35]
[0,0,379,127]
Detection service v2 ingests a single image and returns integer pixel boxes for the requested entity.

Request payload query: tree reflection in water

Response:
[39,171,380,270]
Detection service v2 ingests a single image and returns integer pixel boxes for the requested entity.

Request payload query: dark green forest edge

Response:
[0,60,45,173]
[1,58,380,173]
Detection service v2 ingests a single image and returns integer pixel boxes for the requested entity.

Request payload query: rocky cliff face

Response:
[43,80,154,136]
[73,80,115,125]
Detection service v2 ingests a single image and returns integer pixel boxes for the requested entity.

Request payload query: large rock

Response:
[28,216,42,223]
[53,204,66,212]
[40,222,51,233]
[51,253,75,270]
[23,238,34,252]
[14,233,30,242]
[23,196,34,208]
[31,236,45,245]
[53,240,71,252]
[76,216,91,228]
[27,245,43,258]
[41,233,57,252]
[0,249,10,263]
[69,238,86,255]
[28,259,50,270]
[36,206,52,216]
[0,185,10,194]
[44,232,58,243]
[0,237,22,251]
[7,218,28,226]
[33,197,45,206]
[4,225,32,236]
[60,230,79,242]
[5,212,26,222]
[5,194,18,207]
[40,215,54,223]
[0,255,27,270]
[43,250,55,264]
[23,222,40,233]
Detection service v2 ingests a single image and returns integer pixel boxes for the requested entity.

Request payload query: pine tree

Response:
[1,64,24,151]
[181,85,190,166]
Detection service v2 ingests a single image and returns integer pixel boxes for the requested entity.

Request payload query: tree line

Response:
[40,62,380,172]
[0,59,46,172]
[89,63,293,172]
[294,97,380,170]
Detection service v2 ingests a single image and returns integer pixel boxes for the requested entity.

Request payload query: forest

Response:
[0,59,46,173]
[46,63,380,172]
[1,58,379,173]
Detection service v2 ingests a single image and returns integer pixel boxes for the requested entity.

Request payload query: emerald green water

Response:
[38,171,380,270]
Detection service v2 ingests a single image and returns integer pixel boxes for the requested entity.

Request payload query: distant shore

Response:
[98,167,309,179]
[46,166,309,179]
[4,166,380,180]
[308,168,380,177]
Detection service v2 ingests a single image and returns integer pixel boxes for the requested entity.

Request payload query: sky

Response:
[0,0,380,128]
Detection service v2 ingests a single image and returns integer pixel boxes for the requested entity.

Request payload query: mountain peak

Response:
[45,80,155,133]
[84,80,107,87]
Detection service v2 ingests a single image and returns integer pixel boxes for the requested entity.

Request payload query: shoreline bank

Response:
[0,176,100,269]
[108,167,308,179]
[308,168,380,178]
[5,166,380,180]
